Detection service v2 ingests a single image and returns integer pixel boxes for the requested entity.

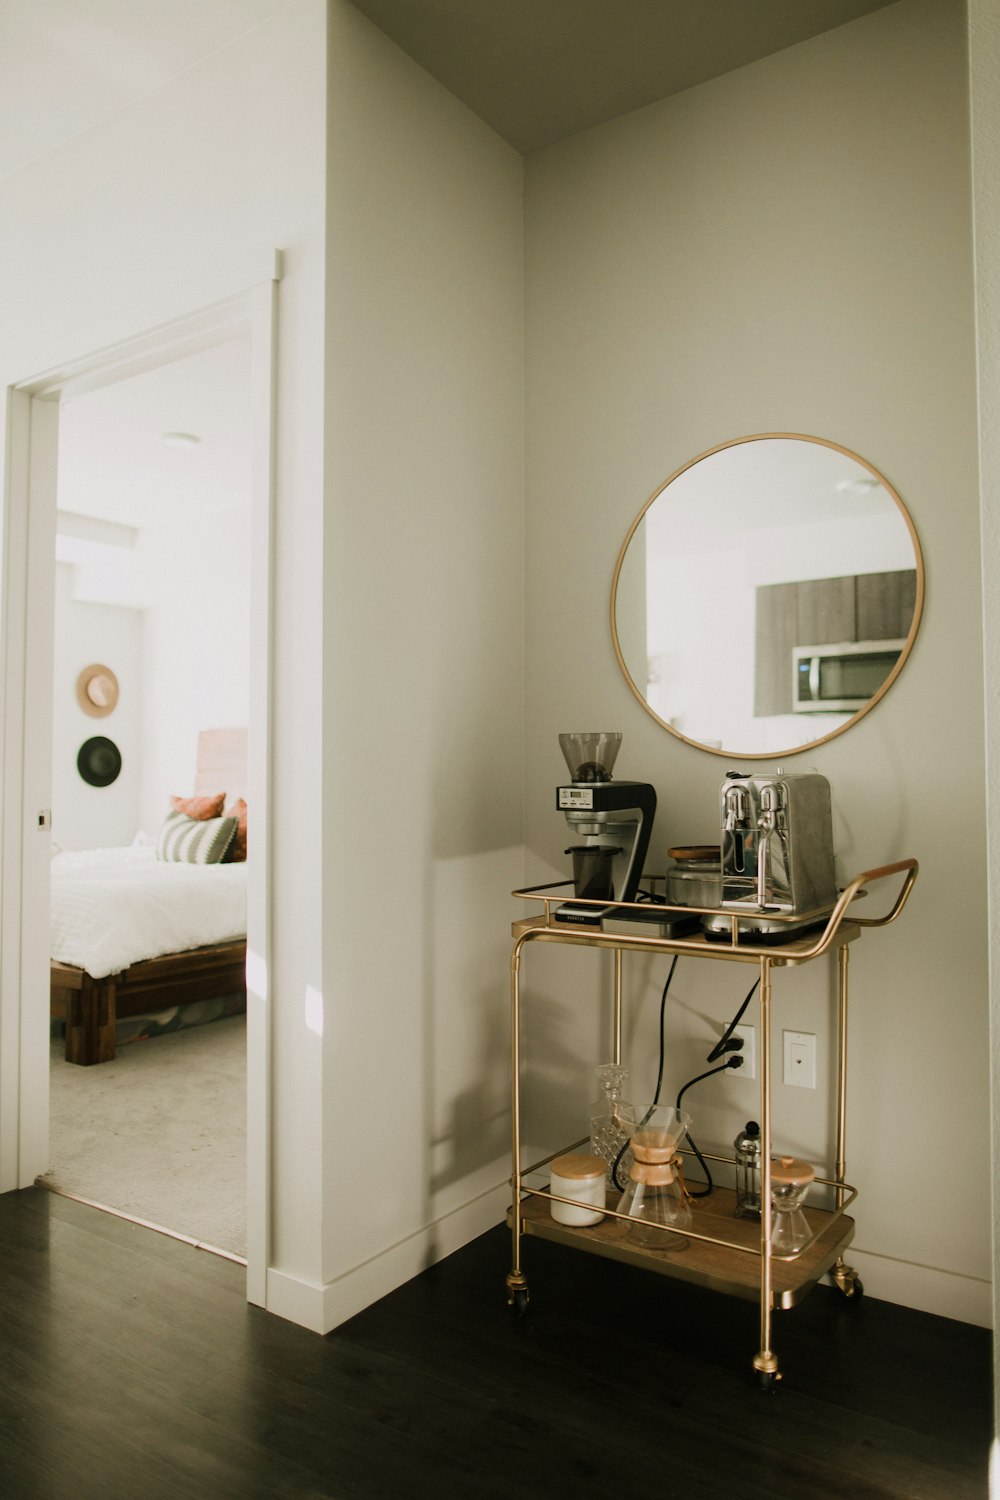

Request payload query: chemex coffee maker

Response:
[702,768,838,940]
[555,732,656,925]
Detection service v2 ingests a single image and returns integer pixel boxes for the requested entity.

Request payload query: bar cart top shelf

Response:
[511,857,918,967]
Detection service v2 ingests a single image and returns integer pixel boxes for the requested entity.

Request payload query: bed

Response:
[50,728,248,1066]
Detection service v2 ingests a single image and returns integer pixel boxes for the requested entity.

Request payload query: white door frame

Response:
[0,253,280,1306]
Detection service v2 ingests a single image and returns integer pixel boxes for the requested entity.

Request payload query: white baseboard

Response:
[263,1196,994,1336]
[846,1246,992,1327]
[264,1182,510,1336]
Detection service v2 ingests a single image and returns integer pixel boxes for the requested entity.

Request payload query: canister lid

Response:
[770,1155,814,1186]
[550,1152,606,1181]
[668,845,719,863]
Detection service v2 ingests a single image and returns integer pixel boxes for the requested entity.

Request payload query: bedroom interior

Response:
[41,338,252,1255]
[0,6,998,1488]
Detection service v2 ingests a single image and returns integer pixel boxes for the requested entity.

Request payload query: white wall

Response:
[51,511,250,851]
[319,3,525,1319]
[135,507,250,834]
[51,563,142,849]
[524,0,989,1324]
[968,0,1000,1449]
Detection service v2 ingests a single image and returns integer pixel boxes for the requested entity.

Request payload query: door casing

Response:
[0,253,280,1305]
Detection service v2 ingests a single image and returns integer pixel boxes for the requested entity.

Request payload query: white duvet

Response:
[50,845,247,980]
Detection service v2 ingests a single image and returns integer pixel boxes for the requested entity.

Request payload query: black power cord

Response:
[676,1059,743,1197]
[610,955,678,1190]
[678,975,759,1197]
[609,968,759,1196]
[706,977,759,1062]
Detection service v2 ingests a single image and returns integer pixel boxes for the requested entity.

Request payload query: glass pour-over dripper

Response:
[617,1105,694,1251]
[589,1064,636,1192]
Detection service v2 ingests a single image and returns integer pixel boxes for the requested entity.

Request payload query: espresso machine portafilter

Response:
[702,769,838,940]
[555,733,656,925]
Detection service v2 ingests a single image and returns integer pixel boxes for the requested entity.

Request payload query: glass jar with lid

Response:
[770,1155,815,1253]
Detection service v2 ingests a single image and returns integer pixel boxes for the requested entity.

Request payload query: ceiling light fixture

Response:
[836,475,880,495]
[161,431,201,449]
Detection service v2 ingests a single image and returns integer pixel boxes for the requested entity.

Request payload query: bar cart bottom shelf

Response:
[508,1185,855,1311]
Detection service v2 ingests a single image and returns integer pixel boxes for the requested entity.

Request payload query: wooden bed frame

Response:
[51,940,247,1065]
[50,728,248,1066]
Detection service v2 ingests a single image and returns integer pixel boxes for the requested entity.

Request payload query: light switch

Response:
[782,1029,816,1088]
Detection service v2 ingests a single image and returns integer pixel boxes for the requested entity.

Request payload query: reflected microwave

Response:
[792,638,907,713]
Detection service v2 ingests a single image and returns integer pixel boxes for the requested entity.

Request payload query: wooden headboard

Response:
[194,728,247,801]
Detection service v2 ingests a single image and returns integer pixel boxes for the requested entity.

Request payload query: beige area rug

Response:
[42,1013,246,1257]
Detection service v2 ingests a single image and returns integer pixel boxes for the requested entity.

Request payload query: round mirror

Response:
[610,433,924,759]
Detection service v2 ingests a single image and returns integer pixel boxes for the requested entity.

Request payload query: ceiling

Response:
[347,0,901,154]
[1,0,901,177]
[0,0,284,180]
[57,335,253,531]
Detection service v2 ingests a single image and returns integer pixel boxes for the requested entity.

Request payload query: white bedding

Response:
[50,845,247,980]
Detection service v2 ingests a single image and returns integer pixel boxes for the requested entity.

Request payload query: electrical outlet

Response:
[782,1029,816,1088]
[732,1024,755,1080]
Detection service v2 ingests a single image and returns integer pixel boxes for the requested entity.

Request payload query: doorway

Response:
[43,334,252,1257]
[1,268,277,1304]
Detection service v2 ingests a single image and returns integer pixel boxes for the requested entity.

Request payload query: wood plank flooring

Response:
[0,1188,990,1499]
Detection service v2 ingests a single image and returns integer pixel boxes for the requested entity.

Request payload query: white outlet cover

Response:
[783,1029,816,1088]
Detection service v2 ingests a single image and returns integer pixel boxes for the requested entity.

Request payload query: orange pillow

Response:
[224,798,247,862]
[171,792,226,821]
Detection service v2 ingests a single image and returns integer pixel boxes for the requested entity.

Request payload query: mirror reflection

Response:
[611,434,924,759]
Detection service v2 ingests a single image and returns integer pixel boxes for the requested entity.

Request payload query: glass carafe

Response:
[617,1106,693,1251]
[589,1064,636,1194]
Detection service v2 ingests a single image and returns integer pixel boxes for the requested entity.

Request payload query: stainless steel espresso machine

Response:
[555,732,656,926]
[702,768,838,940]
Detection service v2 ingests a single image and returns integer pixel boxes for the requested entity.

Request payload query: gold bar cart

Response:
[505,859,918,1387]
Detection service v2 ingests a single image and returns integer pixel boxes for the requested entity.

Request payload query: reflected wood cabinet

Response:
[754,570,916,717]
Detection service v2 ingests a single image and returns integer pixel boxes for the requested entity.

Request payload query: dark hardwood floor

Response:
[0,1187,990,1499]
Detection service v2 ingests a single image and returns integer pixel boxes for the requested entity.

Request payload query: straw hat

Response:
[76,664,119,718]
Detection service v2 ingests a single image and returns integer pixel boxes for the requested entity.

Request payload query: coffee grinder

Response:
[555,732,656,925]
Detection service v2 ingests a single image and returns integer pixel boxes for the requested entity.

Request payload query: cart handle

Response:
[790,857,918,961]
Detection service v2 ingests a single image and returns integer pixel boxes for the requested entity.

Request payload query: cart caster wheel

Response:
[832,1263,864,1299]
[756,1370,781,1392]
[505,1273,529,1316]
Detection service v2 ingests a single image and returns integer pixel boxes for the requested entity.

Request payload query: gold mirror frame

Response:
[610,433,925,760]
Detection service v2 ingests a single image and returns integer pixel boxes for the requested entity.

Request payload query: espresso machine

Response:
[703,768,838,940]
[555,732,656,925]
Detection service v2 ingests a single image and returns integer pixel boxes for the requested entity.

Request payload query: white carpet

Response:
[42,1013,246,1257]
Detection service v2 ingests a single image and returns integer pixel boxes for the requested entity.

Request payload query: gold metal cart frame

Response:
[505,859,918,1387]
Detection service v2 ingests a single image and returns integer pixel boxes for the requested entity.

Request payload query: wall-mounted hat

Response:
[76,664,119,718]
[77,737,122,788]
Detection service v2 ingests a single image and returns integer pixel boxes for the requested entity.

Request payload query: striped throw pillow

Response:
[156,808,238,864]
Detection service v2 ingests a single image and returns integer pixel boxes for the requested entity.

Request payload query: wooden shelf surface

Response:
[510,1185,854,1310]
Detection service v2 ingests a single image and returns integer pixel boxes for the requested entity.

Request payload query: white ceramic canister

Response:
[549,1152,607,1226]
